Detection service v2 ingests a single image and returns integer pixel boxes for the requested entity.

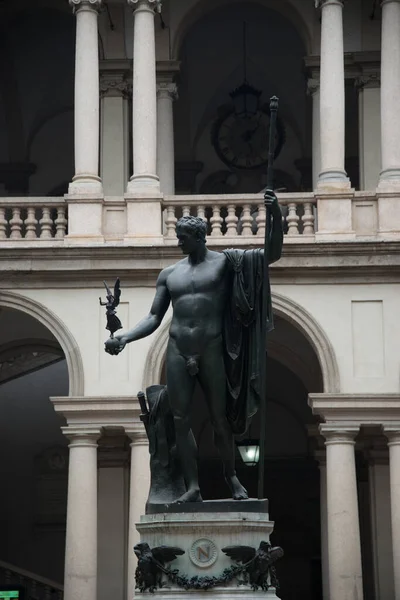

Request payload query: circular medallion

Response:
[189,539,218,568]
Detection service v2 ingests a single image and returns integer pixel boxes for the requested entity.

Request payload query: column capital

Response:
[307,77,320,96]
[383,424,400,444]
[70,0,102,13]
[314,449,327,466]
[157,81,178,100]
[100,73,131,98]
[381,0,400,6]
[315,0,344,7]
[320,422,360,444]
[355,73,381,90]
[127,0,162,13]
[62,426,102,446]
[125,427,149,447]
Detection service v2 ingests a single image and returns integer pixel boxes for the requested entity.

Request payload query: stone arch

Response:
[171,0,313,60]
[142,291,340,394]
[0,291,84,396]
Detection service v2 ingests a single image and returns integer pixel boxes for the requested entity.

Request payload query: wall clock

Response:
[212,106,285,171]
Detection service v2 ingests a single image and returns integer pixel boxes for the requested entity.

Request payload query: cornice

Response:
[51,395,142,429]
[1,242,400,287]
[309,394,400,425]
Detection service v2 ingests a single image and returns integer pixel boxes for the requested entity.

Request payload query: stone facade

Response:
[1,1,400,600]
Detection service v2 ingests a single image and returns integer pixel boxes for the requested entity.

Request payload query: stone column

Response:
[380,0,400,187]
[320,424,363,599]
[357,74,381,191]
[126,0,161,194]
[69,0,103,195]
[62,427,101,600]
[367,448,395,600]
[157,81,177,195]
[384,426,400,599]
[126,429,150,599]
[316,0,350,189]
[308,77,321,190]
[315,451,329,600]
[100,70,130,196]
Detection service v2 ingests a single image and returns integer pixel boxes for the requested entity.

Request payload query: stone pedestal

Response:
[133,501,280,600]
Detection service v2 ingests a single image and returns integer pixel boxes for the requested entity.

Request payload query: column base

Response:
[68,174,103,195]
[127,173,160,194]
[317,169,351,192]
[378,168,400,190]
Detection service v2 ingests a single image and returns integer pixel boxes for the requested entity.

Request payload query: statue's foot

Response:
[175,488,203,504]
[226,475,248,500]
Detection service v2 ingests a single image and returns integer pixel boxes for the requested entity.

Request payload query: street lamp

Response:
[236,439,260,467]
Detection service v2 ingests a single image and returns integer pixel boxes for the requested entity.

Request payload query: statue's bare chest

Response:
[167,256,227,298]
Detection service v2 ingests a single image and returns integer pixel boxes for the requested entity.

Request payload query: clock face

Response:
[212,108,283,170]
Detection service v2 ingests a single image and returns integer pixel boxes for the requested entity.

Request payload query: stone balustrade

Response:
[163,193,317,244]
[0,198,67,240]
[0,559,63,600]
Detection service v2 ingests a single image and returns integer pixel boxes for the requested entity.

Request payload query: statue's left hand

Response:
[264,189,280,215]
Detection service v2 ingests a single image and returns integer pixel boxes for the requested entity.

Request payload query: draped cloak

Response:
[222,249,274,436]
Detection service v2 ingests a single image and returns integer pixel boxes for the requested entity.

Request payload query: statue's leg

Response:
[166,339,202,503]
[197,339,248,500]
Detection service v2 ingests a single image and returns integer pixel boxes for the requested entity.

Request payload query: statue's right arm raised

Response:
[105,267,172,356]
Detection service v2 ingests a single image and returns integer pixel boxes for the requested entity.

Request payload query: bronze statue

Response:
[138,386,186,506]
[100,278,122,338]
[105,190,283,503]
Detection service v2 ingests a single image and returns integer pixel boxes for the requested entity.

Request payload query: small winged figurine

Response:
[222,541,284,591]
[99,278,122,338]
[134,542,185,593]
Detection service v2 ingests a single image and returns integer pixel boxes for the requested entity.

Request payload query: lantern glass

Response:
[230,83,261,117]
[236,439,260,467]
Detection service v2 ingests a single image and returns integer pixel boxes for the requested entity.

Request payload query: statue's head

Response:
[176,215,207,254]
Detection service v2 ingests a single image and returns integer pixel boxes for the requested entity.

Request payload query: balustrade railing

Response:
[0,198,67,240]
[163,193,316,243]
[0,560,63,600]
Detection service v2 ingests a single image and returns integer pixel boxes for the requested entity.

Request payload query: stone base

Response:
[136,589,279,599]
[135,501,281,599]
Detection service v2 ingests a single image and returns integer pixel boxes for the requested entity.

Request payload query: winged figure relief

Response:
[134,542,185,592]
[222,541,284,590]
[99,278,122,338]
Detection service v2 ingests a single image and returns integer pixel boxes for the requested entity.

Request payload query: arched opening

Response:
[174,1,311,194]
[0,2,75,196]
[0,306,69,586]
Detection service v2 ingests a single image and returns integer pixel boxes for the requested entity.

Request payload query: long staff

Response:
[257,96,279,500]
